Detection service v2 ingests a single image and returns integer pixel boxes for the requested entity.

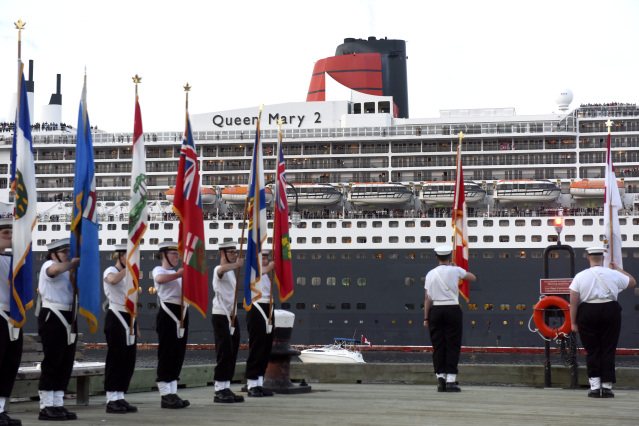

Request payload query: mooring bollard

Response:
[263,310,311,394]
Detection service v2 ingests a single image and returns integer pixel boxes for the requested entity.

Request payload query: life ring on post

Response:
[533,296,571,339]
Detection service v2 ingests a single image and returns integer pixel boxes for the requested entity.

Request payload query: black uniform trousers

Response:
[212,314,240,382]
[577,301,622,383]
[156,303,189,383]
[245,303,274,380]
[428,305,463,375]
[38,308,77,391]
[104,309,137,392]
[0,313,23,397]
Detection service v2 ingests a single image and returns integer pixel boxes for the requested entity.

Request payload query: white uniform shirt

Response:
[103,266,127,306]
[569,266,629,303]
[212,265,236,315]
[38,259,74,305]
[258,274,271,303]
[0,255,11,307]
[424,264,466,302]
[153,266,182,302]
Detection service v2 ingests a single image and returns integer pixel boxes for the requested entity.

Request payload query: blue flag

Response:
[9,64,36,327]
[70,77,100,333]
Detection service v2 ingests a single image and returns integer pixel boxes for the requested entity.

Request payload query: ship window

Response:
[499,235,509,242]
[390,221,399,228]
[483,252,494,258]
[421,221,431,227]
[209,223,219,229]
[619,218,626,226]
[483,236,494,242]
[342,277,351,286]
[37,239,46,246]
[297,277,306,286]
[267,222,273,229]
[327,237,336,244]
[312,303,320,310]
[312,253,322,260]
[515,220,525,227]
[224,223,233,229]
[150,223,159,230]
[373,221,382,228]
[164,223,173,230]
[421,236,431,243]
[209,238,218,244]
[121,239,127,244]
[532,235,542,242]
[327,277,336,286]
[357,253,367,259]
[296,303,305,310]
[548,235,558,242]
[357,278,366,286]
[405,236,415,243]
[107,224,116,230]
[342,237,351,243]
[357,236,367,243]
[634,235,639,241]
[341,303,351,309]
[148,303,157,309]
[532,252,542,258]
[484,304,494,311]
[469,252,478,259]
[312,237,321,244]
[420,252,430,259]
[327,253,336,260]
[436,236,447,243]
[51,224,61,231]
[296,253,306,259]
[406,253,415,259]
[38,224,47,231]
[311,277,321,286]
[436,221,446,227]
[405,221,415,228]
[515,251,526,259]
[356,303,366,310]
[483,220,493,227]
[342,221,352,228]
[357,221,367,228]
[66,225,71,231]
[297,237,306,244]
[499,220,509,227]
[267,237,272,244]
[122,224,129,230]
[405,277,415,286]
[565,219,575,226]
[208,252,219,260]
[582,219,593,226]
[281,303,291,309]
[298,222,307,228]
[500,252,510,259]
[389,253,399,259]
[583,235,594,242]
[467,220,477,227]
[531,219,541,226]
[312,222,321,228]
[599,218,604,226]
[389,237,399,243]
[326,303,335,310]
[565,235,576,242]
[342,253,351,260]
[549,252,559,259]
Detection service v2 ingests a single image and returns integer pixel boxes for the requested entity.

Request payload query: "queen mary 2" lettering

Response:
[212,112,316,128]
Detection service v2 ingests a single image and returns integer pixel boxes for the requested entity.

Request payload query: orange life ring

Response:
[533,296,571,339]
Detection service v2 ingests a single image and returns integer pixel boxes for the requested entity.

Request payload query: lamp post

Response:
[286,181,301,227]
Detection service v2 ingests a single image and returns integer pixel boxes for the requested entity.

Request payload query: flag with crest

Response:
[453,140,469,302]
[603,131,623,268]
[273,127,293,301]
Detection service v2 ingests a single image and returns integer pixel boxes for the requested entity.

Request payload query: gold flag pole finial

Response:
[258,104,264,121]
[15,19,26,60]
[605,119,614,134]
[277,118,283,133]
[184,82,191,108]
[458,131,465,147]
[133,74,142,96]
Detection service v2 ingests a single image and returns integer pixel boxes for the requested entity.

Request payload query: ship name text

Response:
[212,112,320,128]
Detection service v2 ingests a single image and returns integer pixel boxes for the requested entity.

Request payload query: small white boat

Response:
[419,180,486,206]
[287,183,342,206]
[493,179,560,203]
[347,182,412,206]
[298,338,365,363]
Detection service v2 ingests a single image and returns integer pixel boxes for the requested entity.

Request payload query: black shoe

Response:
[240,385,248,392]
[106,401,127,414]
[247,387,264,397]
[258,386,274,397]
[588,389,601,398]
[175,395,190,407]
[437,378,446,392]
[445,382,461,392]
[54,407,77,420]
[601,388,615,398]
[38,407,66,421]
[161,394,185,409]
[116,399,138,413]
[214,388,243,403]
[0,411,22,426]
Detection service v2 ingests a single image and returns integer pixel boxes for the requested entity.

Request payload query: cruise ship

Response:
[2,37,639,348]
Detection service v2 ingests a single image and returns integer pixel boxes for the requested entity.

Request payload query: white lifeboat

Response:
[165,187,217,204]
[286,183,342,206]
[493,179,560,203]
[221,185,273,205]
[419,181,486,206]
[569,179,625,199]
[347,182,412,206]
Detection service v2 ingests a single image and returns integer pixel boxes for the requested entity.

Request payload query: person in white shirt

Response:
[103,244,138,414]
[211,241,244,403]
[153,241,189,409]
[423,245,476,393]
[569,246,636,398]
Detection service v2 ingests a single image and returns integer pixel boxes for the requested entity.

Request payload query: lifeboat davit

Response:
[419,181,486,206]
[347,182,413,206]
[287,183,342,206]
[493,179,560,203]
[569,179,625,199]
[221,185,273,205]
[165,187,217,204]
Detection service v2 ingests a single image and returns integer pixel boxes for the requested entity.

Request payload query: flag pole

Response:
[179,82,192,331]
[606,119,614,264]
[267,119,285,327]
[452,131,464,262]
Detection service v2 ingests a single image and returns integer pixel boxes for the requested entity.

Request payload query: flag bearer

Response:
[37,238,80,421]
[423,245,476,393]
[103,244,138,414]
[153,241,189,409]
[245,249,275,397]
[569,247,636,398]
[0,218,22,426]
[211,242,244,403]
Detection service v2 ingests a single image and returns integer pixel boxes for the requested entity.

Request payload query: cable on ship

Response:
[529,296,571,340]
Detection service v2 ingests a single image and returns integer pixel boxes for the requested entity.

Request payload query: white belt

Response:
[158,297,187,338]
[108,302,128,313]
[42,300,72,311]
[0,308,21,341]
[0,302,9,312]
[432,300,459,306]
[586,298,613,304]
[108,304,136,346]
[163,298,183,306]
[42,299,76,345]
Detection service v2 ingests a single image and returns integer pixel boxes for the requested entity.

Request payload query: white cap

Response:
[586,246,605,255]
[262,248,271,255]
[218,241,237,250]
[434,245,453,256]
[47,238,70,251]
[158,241,178,251]
[114,244,127,252]
[0,218,13,229]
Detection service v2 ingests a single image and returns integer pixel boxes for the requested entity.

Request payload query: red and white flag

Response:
[453,141,469,302]
[603,131,623,268]
[361,335,372,347]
